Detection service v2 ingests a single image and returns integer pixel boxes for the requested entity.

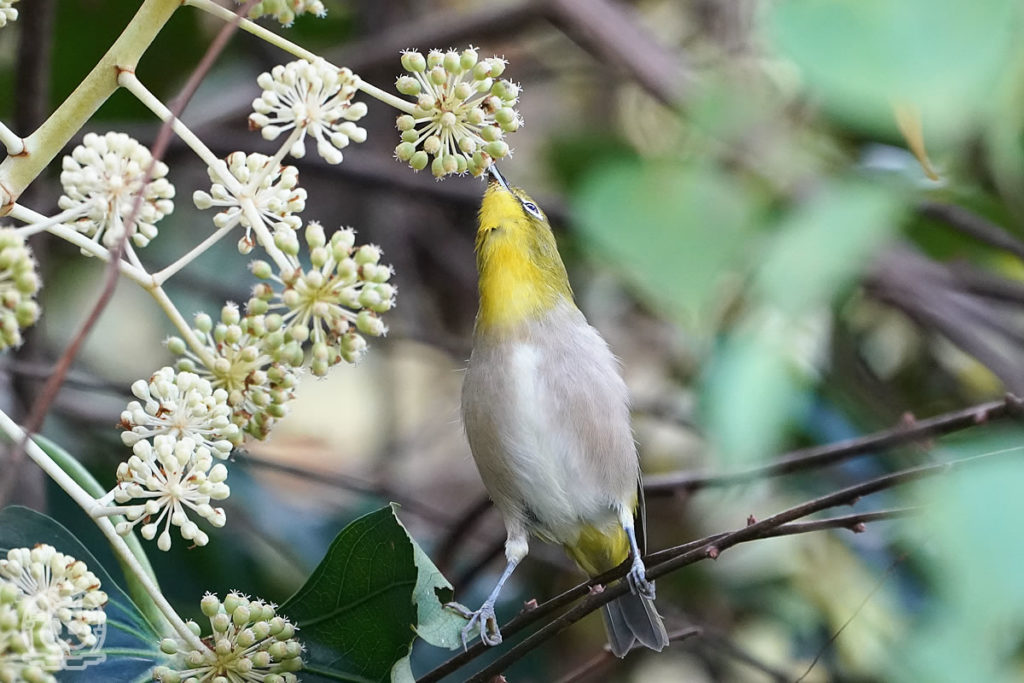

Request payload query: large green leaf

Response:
[574,158,757,327]
[703,177,904,464]
[771,0,1020,138]
[0,506,164,682]
[280,505,461,683]
[896,432,1024,683]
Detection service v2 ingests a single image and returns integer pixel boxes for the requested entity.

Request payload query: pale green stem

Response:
[0,122,24,156]
[356,80,417,114]
[0,0,181,210]
[7,204,153,286]
[147,283,217,368]
[117,72,242,194]
[0,408,208,652]
[185,0,317,61]
[184,0,417,115]
[240,199,291,271]
[11,203,92,237]
[118,71,294,273]
[9,203,211,369]
[152,221,237,286]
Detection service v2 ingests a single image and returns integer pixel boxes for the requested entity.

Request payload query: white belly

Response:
[461,305,639,544]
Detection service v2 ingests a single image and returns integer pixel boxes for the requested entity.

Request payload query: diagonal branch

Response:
[420,445,1014,683]
[646,394,1021,494]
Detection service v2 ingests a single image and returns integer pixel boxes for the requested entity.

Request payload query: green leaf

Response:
[574,158,757,326]
[771,0,1020,137]
[755,177,905,314]
[703,177,904,464]
[280,504,458,683]
[897,440,1024,683]
[0,506,164,682]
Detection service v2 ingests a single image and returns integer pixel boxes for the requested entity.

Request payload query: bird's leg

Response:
[619,506,655,599]
[445,530,528,649]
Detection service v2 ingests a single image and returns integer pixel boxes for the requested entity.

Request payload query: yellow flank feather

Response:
[475,183,573,334]
[566,524,630,577]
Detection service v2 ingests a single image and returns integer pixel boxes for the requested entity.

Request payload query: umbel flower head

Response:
[393,47,522,178]
[0,0,18,28]
[0,544,107,681]
[238,0,324,26]
[112,435,229,551]
[120,366,242,458]
[193,152,307,254]
[168,305,298,440]
[250,59,368,165]
[0,228,40,352]
[153,592,302,683]
[58,131,174,250]
[247,222,395,376]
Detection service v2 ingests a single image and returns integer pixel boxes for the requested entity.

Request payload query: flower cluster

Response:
[193,152,306,254]
[250,59,368,165]
[168,305,298,441]
[393,48,522,177]
[238,0,325,26]
[0,544,107,682]
[0,228,40,352]
[153,592,302,683]
[112,435,229,551]
[0,0,16,28]
[120,367,241,457]
[247,222,395,376]
[58,132,174,250]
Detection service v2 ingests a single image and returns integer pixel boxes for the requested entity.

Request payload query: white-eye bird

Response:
[454,165,669,657]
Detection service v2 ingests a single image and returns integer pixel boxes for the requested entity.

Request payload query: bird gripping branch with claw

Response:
[449,164,669,657]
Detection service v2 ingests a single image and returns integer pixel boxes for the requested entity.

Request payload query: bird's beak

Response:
[487,164,511,192]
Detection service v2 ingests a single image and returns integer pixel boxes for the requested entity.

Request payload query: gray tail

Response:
[601,591,669,658]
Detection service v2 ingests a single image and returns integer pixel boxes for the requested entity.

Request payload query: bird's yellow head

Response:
[474,170,573,336]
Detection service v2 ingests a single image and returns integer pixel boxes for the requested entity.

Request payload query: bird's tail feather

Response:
[601,590,669,658]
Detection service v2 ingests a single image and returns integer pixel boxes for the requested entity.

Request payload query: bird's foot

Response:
[626,556,656,599]
[444,601,502,649]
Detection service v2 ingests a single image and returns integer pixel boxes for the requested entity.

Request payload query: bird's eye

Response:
[522,201,543,219]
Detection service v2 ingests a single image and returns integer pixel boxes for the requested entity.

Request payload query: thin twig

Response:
[645,395,1019,494]
[919,201,1024,261]
[235,452,453,526]
[436,495,493,573]
[554,626,703,683]
[437,448,1011,683]
[794,553,907,683]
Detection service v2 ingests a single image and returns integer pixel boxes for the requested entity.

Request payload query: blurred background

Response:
[3,0,1024,681]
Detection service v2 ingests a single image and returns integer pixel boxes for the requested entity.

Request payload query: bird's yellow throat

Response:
[474,184,573,334]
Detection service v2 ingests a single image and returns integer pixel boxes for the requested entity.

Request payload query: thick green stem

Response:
[0,0,181,212]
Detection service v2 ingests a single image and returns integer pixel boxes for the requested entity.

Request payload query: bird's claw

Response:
[444,601,502,649]
[627,558,655,599]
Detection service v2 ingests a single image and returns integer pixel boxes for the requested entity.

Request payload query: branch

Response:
[919,201,1024,261]
[645,395,1020,494]
[429,447,1011,683]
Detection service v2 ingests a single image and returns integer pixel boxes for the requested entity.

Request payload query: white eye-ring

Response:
[522,201,543,219]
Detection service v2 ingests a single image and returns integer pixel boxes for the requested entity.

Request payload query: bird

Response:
[451,164,669,657]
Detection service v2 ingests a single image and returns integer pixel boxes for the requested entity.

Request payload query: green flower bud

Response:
[410,150,429,170]
[429,66,447,86]
[443,50,461,73]
[426,49,444,68]
[485,140,509,158]
[396,114,416,131]
[400,50,426,72]
[395,142,416,161]
[460,48,479,70]
[395,75,421,96]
